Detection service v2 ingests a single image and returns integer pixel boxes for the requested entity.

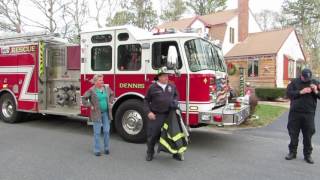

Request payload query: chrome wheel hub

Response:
[121,110,143,135]
[2,100,14,118]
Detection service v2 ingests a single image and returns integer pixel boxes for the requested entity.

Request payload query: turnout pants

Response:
[147,113,168,154]
[287,111,316,156]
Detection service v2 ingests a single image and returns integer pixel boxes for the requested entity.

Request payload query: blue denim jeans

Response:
[93,112,110,153]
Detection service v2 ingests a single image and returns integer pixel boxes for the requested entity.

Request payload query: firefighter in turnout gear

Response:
[286,69,320,164]
[144,67,182,161]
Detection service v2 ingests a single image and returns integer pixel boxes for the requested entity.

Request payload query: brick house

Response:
[158,0,306,90]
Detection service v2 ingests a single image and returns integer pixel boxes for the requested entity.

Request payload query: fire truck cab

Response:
[0,26,250,142]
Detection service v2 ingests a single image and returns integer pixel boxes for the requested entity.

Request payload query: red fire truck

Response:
[0,26,250,142]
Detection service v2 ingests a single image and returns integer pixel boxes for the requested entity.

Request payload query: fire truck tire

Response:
[0,93,23,123]
[115,99,147,143]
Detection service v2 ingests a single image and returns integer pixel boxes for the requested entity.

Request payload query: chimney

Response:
[238,0,249,42]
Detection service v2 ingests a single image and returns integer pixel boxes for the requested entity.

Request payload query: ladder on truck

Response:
[0,32,68,46]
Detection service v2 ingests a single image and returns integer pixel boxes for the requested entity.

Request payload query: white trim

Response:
[113,92,144,105]
[0,65,38,101]
[179,101,211,104]
[179,102,214,112]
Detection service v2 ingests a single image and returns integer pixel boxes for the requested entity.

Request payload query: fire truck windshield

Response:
[184,38,225,72]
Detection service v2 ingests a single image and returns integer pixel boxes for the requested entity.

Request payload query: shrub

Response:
[255,88,286,101]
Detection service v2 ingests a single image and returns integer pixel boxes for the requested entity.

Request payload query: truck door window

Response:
[91,46,112,71]
[91,34,112,43]
[118,44,142,71]
[152,41,182,69]
[118,33,129,41]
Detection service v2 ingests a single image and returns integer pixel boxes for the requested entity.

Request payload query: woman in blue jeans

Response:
[84,74,114,156]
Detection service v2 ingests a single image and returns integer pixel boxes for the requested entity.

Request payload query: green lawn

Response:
[241,104,288,127]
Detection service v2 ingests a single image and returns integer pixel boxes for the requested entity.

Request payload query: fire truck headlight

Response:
[201,114,211,121]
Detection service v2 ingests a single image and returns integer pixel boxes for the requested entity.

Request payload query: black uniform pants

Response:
[146,113,168,154]
[287,111,316,156]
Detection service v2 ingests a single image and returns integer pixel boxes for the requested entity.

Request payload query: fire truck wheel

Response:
[0,93,23,123]
[115,99,147,143]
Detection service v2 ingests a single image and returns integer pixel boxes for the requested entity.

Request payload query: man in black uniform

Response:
[286,68,320,164]
[144,67,180,161]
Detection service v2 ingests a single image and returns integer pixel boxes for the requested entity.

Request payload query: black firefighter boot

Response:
[304,156,314,164]
[285,152,297,160]
[146,153,154,161]
[173,153,184,161]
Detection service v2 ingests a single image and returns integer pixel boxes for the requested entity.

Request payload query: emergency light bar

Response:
[152,28,176,35]
[181,28,197,33]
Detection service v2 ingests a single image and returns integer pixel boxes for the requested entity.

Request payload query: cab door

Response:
[114,30,145,97]
[80,31,115,118]
[146,40,187,103]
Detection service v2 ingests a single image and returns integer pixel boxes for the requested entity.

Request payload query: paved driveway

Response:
[0,102,319,180]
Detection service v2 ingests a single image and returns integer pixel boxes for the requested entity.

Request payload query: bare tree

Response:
[105,0,122,26]
[61,0,88,39]
[89,0,107,28]
[28,0,67,33]
[90,0,123,28]
[0,0,22,33]
[60,5,73,39]
[254,9,282,31]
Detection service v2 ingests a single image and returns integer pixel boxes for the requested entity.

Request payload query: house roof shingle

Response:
[158,17,196,29]
[199,9,238,26]
[225,28,295,57]
[158,9,238,29]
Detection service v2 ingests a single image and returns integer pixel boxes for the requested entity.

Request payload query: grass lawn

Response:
[241,104,288,127]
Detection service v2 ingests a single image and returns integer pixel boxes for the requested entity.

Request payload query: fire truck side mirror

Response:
[167,46,178,69]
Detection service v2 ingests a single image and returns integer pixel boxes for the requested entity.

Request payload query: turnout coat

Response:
[158,109,189,154]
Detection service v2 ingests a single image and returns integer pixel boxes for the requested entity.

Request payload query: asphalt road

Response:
[0,102,319,180]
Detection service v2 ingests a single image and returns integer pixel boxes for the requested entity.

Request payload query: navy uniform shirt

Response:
[144,82,179,114]
[287,78,320,113]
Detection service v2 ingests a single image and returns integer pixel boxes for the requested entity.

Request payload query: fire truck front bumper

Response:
[198,103,250,126]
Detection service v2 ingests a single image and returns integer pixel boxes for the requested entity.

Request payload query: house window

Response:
[91,46,112,71]
[288,60,295,78]
[248,58,259,77]
[229,27,235,44]
[118,44,142,71]
[296,63,303,78]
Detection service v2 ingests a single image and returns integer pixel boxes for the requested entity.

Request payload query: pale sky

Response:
[154,0,285,16]
[3,0,286,33]
[226,0,285,13]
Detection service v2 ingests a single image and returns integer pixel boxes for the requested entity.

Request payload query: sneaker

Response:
[94,152,101,156]
[104,150,110,155]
